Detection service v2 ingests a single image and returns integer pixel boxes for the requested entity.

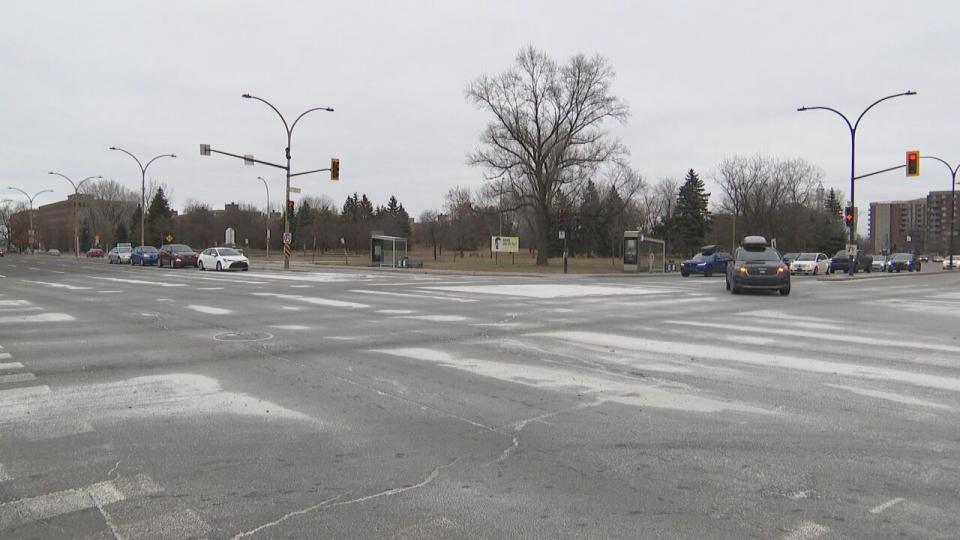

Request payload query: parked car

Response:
[46,248,61,256]
[158,244,198,268]
[827,250,872,274]
[932,255,944,263]
[131,245,159,266]
[86,248,105,258]
[680,245,732,277]
[919,254,930,262]
[781,252,800,266]
[943,256,960,270]
[108,245,132,264]
[0,248,5,257]
[790,252,829,275]
[726,236,790,295]
[198,247,250,272]
[887,252,919,272]
[871,254,888,272]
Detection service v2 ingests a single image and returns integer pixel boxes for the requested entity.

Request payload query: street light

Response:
[256,176,271,259]
[109,147,176,248]
[919,156,960,270]
[798,91,916,275]
[7,187,54,252]
[241,93,334,270]
[47,172,102,257]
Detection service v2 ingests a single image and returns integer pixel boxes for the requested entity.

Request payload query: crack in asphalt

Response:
[484,402,596,466]
[231,458,459,539]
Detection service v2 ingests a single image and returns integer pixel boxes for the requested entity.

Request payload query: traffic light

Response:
[286,199,295,218]
[844,206,855,228]
[906,150,920,176]
[330,158,340,181]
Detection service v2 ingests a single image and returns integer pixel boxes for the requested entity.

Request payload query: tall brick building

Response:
[869,190,960,255]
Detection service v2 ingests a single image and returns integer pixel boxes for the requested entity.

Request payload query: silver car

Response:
[871,255,888,272]
[108,246,132,264]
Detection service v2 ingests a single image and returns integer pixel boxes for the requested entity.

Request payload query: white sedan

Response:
[944,256,960,270]
[790,252,829,275]
[198,247,250,271]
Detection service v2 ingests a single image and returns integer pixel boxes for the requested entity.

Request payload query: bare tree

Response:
[81,179,138,247]
[466,46,630,264]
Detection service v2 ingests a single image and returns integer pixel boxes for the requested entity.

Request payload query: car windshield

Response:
[892,254,911,261]
[217,248,241,256]
[118,247,131,253]
[833,250,848,258]
[782,253,798,259]
[690,253,708,262]
[139,246,158,253]
[737,247,781,262]
[170,245,194,253]
[796,253,816,261]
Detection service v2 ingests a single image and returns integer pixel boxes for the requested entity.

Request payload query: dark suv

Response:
[726,236,790,295]
[827,250,872,274]
[680,245,732,277]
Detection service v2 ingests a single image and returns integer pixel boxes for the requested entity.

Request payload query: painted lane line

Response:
[186,305,232,315]
[51,270,65,274]
[665,320,960,354]
[781,521,831,540]
[197,287,225,291]
[86,275,186,288]
[0,474,162,529]
[827,384,951,410]
[97,290,123,294]
[533,331,960,393]
[270,325,311,330]
[397,315,470,323]
[0,300,30,307]
[0,373,37,384]
[20,280,91,290]
[351,289,476,303]
[0,306,42,313]
[27,267,41,271]
[0,313,75,324]
[425,283,675,299]
[0,362,24,370]
[376,309,415,315]
[0,385,51,399]
[0,352,11,360]
[251,292,369,309]
[869,497,905,514]
[0,464,10,482]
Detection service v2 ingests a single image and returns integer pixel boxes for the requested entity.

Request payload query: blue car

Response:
[681,245,732,277]
[131,245,159,266]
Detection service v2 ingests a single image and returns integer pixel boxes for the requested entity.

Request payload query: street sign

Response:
[558,230,566,240]
[288,187,301,194]
[165,234,174,243]
[282,232,292,245]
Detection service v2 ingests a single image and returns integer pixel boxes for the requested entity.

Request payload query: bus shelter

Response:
[370,235,408,267]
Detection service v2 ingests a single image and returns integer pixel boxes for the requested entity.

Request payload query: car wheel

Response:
[680,271,689,277]
[216,261,222,272]
[704,268,712,278]
[813,267,818,275]
[731,285,741,295]
[780,284,791,296]
[199,261,204,271]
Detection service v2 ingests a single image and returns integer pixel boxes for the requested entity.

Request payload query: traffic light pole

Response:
[798,91,916,275]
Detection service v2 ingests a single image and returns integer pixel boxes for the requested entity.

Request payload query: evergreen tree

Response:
[396,203,411,237]
[145,187,173,246]
[342,193,359,222]
[673,169,711,256]
[129,204,142,245]
[293,201,312,246]
[598,185,624,257]
[115,222,129,244]
[824,188,842,220]
[80,221,92,251]
[359,194,375,221]
[577,180,602,257]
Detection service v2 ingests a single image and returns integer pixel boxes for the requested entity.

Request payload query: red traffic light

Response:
[330,158,340,181]
[286,200,295,210]
[843,206,855,227]
[906,150,920,176]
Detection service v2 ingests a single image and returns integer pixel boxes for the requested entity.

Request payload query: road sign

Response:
[288,186,301,194]
[165,234,174,242]
[282,232,292,245]
[558,230,566,240]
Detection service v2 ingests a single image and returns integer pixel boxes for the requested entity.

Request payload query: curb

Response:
[815,270,956,282]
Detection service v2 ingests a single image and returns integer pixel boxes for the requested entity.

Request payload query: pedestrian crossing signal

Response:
[844,206,855,227]
[906,151,920,176]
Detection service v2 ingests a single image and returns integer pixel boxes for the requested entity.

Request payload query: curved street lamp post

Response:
[7,187,54,252]
[109,147,176,249]
[48,172,102,257]
[798,91,916,275]
[257,176,271,259]
[920,157,960,269]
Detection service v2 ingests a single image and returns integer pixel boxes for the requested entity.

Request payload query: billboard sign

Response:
[491,236,519,253]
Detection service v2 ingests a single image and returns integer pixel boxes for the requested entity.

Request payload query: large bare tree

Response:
[466,46,630,264]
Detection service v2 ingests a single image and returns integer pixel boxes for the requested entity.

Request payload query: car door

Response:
[200,249,212,268]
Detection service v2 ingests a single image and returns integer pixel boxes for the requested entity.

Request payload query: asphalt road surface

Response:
[1,256,958,539]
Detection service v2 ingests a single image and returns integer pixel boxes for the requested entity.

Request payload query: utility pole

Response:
[7,187,53,253]
[108,147,176,249]
[257,176,271,259]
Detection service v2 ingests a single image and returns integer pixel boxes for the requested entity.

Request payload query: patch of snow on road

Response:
[376,309,415,315]
[270,325,311,330]
[0,313,74,323]
[186,305,232,315]
[20,280,90,290]
[397,315,469,323]
[424,284,673,299]
[251,292,368,309]
[826,384,951,410]
[371,347,767,414]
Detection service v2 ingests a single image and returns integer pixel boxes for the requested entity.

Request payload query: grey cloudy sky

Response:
[2,1,956,225]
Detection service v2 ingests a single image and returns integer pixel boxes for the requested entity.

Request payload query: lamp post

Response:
[8,187,54,252]
[47,172,102,257]
[242,94,334,270]
[257,176,271,259]
[798,91,916,275]
[919,156,960,269]
[109,147,176,249]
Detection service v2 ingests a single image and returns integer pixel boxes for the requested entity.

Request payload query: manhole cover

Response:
[214,331,273,342]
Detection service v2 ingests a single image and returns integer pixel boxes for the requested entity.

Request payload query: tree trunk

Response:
[535,207,550,265]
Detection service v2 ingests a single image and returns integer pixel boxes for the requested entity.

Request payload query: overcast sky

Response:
[2,1,956,232]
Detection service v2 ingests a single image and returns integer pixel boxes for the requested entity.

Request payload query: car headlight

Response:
[777,267,785,273]
[738,266,747,274]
